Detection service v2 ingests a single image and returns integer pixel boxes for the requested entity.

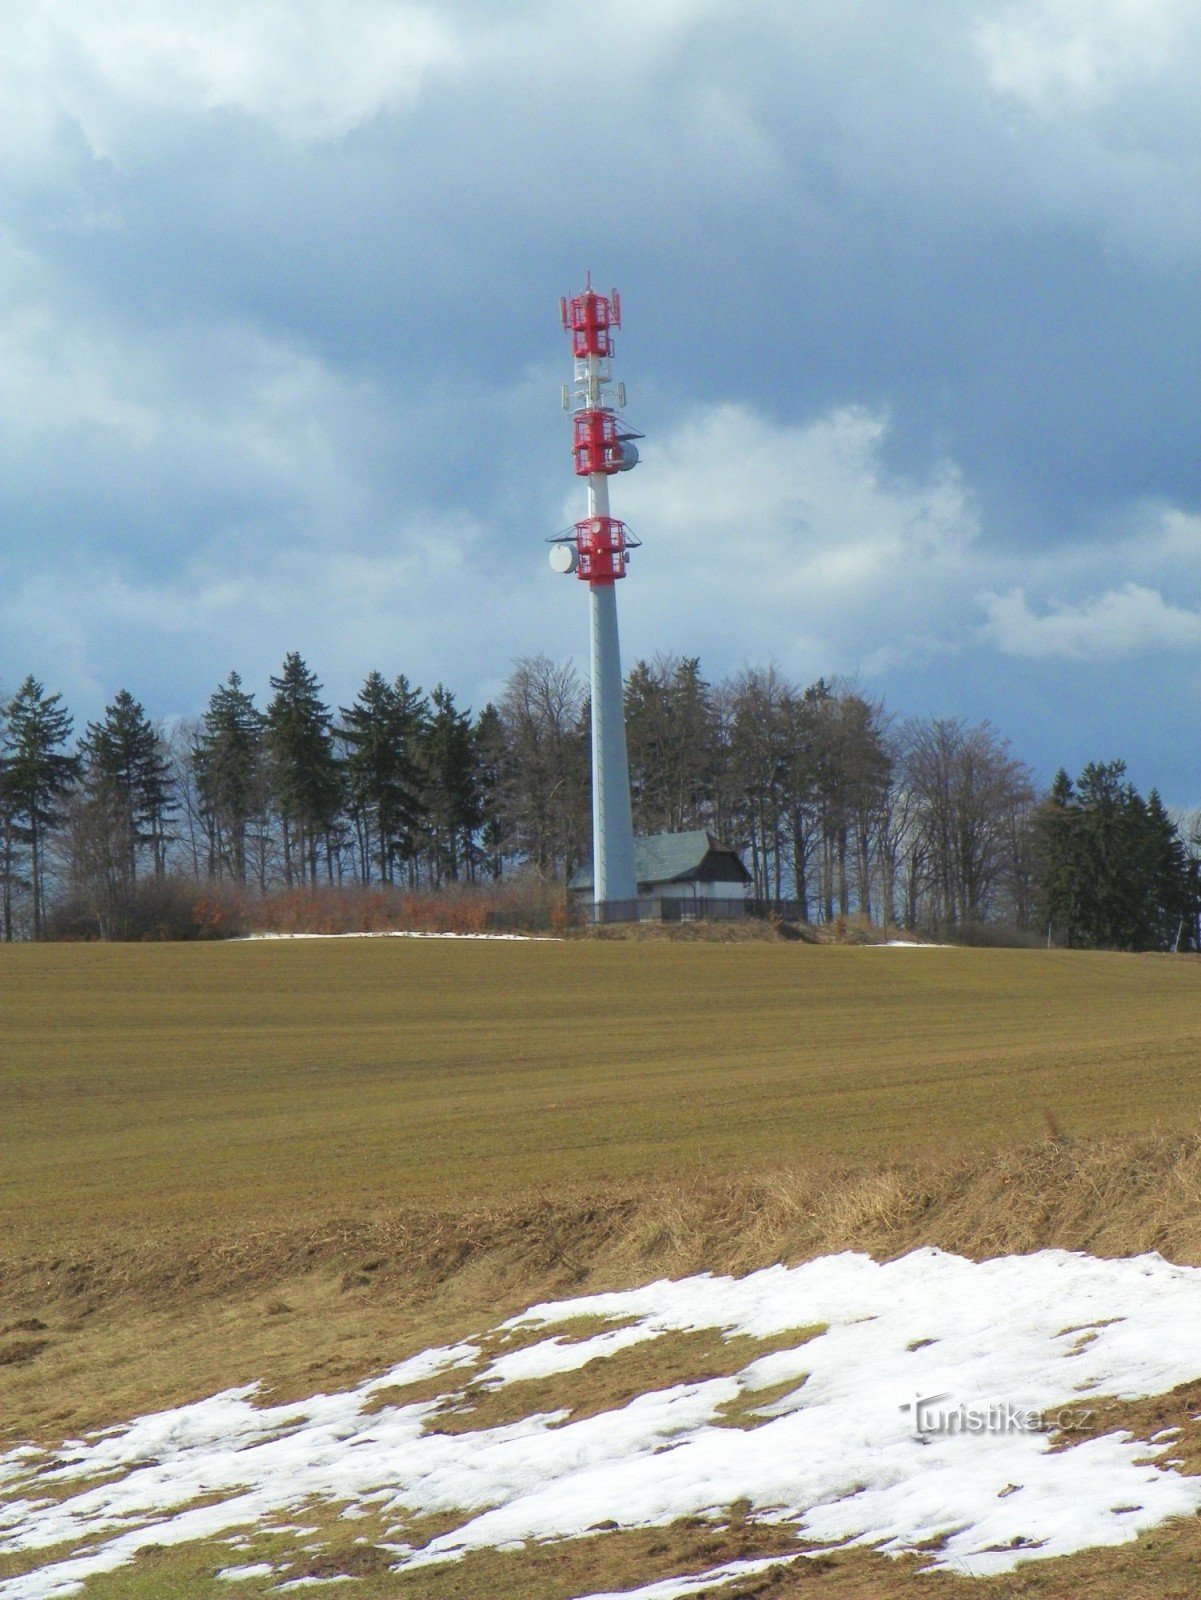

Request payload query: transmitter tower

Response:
[549,277,642,914]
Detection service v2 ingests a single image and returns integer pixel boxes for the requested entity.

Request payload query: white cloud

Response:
[10,0,1201,263]
[621,403,975,562]
[8,0,463,150]
[605,402,980,679]
[976,0,1179,108]
[1150,507,1201,561]
[0,242,393,536]
[978,581,1201,659]
[5,0,742,160]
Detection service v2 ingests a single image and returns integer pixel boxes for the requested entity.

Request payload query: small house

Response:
[569,830,752,917]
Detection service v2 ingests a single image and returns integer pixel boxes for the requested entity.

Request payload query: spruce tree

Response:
[3,677,79,937]
[1035,760,1195,950]
[1144,789,1191,950]
[389,675,429,883]
[1035,769,1079,944]
[1074,761,1146,949]
[194,672,265,883]
[422,685,478,883]
[79,690,176,881]
[266,653,342,885]
[340,671,427,884]
[0,694,18,941]
[472,703,507,881]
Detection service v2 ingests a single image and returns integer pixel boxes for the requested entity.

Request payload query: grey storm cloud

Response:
[3,0,1201,799]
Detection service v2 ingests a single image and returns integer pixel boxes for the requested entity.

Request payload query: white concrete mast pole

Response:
[585,347,638,914]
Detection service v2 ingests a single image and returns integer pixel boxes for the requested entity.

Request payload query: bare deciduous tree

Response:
[899,717,1034,928]
[498,656,589,879]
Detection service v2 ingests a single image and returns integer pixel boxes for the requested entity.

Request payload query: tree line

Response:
[0,653,1197,948]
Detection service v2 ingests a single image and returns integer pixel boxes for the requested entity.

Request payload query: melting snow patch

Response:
[4,1250,1201,1598]
[867,939,954,948]
[274,1579,356,1591]
[216,1562,273,1581]
[237,930,559,942]
[573,1552,806,1600]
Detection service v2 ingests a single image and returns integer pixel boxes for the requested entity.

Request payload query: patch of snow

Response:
[573,1551,805,1600]
[274,1579,356,1591]
[216,1562,273,1581]
[477,1324,663,1387]
[237,930,559,942]
[5,1251,1201,1598]
[867,940,955,948]
[359,1342,481,1394]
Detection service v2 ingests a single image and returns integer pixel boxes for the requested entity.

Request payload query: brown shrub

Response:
[242,879,565,938]
[42,877,249,942]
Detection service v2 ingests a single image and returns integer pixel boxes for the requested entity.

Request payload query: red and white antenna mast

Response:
[550,276,641,914]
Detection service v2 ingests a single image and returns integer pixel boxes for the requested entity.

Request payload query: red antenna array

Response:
[553,279,640,583]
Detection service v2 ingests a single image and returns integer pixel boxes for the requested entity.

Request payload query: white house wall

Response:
[639,879,751,901]
[702,879,750,899]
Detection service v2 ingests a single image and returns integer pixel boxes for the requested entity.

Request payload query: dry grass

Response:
[1048,1380,1201,1475]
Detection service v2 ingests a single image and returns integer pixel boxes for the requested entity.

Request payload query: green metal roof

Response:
[569,830,751,893]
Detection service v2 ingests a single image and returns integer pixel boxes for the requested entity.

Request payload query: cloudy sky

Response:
[4,0,1201,800]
